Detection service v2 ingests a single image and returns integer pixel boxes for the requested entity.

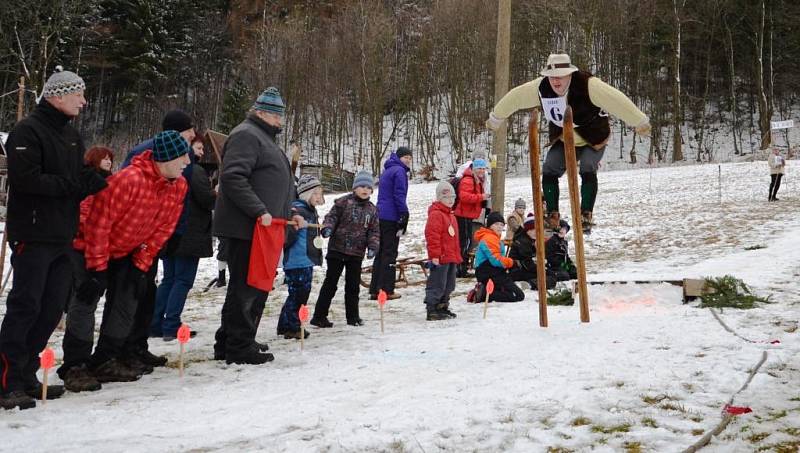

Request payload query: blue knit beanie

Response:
[472,158,488,169]
[153,130,190,162]
[252,87,285,116]
[352,170,374,190]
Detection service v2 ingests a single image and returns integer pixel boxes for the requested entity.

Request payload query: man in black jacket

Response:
[0,67,106,410]
[213,87,304,365]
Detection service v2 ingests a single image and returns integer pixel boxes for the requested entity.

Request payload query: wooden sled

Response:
[360,256,430,289]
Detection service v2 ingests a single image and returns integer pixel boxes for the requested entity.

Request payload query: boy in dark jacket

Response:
[311,170,380,327]
[424,181,461,321]
[546,219,578,281]
[509,214,556,290]
[278,175,324,339]
[471,212,525,303]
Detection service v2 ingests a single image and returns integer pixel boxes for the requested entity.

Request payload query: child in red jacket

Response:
[424,181,462,320]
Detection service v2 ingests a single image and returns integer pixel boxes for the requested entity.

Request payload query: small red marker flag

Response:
[724,404,753,415]
[377,289,388,306]
[40,348,55,370]
[486,279,495,295]
[299,305,310,322]
[177,324,192,344]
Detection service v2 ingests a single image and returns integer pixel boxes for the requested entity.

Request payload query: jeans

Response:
[151,256,200,337]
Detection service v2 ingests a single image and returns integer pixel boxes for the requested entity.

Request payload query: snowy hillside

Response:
[1,161,798,452]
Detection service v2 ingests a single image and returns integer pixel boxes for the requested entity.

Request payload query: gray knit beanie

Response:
[352,170,374,190]
[297,174,322,197]
[435,181,456,203]
[42,66,85,98]
[514,198,526,210]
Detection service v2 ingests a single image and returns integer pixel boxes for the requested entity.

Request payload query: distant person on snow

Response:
[505,198,526,241]
[469,212,525,303]
[371,146,412,301]
[454,158,490,277]
[486,53,650,234]
[768,147,785,202]
[423,181,461,321]
[546,219,578,282]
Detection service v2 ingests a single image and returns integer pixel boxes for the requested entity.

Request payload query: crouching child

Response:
[472,212,525,302]
[278,175,324,340]
[546,219,578,281]
[311,170,379,327]
[423,181,462,321]
[509,213,556,290]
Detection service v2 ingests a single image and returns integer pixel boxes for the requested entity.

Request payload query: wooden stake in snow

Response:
[298,304,310,351]
[562,107,590,323]
[377,290,387,333]
[482,279,495,319]
[528,109,549,327]
[39,347,54,404]
[176,324,191,378]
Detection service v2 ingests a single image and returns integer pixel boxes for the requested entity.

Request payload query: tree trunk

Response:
[755,0,771,150]
[671,0,684,162]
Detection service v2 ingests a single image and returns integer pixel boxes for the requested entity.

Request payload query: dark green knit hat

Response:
[153,130,189,162]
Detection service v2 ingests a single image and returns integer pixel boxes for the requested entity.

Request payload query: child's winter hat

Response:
[523,213,536,231]
[297,174,322,196]
[153,130,190,162]
[472,158,489,170]
[435,180,456,203]
[559,219,570,233]
[486,211,505,227]
[41,66,85,98]
[253,87,285,116]
[514,198,526,209]
[352,170,374,190]
[396,147,413,159]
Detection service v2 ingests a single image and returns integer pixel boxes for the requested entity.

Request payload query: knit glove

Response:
[321,227,333,238]
[397,212,409,235]
[367,249,376,260]
[77,270,107,300]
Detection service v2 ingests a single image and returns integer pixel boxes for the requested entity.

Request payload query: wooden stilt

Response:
[562,107,590,323]
[528,110,548,327]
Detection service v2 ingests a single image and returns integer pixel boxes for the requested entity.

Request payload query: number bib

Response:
[540,95,567,127]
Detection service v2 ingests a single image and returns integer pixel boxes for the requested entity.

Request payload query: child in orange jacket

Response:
[471,212,524,302]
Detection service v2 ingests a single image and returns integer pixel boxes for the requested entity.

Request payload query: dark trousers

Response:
[369,220,400,295]
[278,267,313,333]
[769,174,783,200]
[475,264,525,303]
[0,242,72,392]
[509,266,557,290]
[456,216,474,276]
[214,238,269,357]
[123,261,158,355]
[151,256,200,337]
[313,252,363,323]
[61,255,144,372]
[423,263,457,311]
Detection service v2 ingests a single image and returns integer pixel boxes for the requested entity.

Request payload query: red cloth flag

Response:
[248,218,287,292]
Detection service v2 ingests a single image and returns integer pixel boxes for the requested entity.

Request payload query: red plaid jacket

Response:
[78,150,187,272]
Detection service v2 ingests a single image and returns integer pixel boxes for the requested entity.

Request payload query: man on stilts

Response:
[486,53,650,234]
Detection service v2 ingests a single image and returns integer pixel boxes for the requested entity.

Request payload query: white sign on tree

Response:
[770,120,794,130]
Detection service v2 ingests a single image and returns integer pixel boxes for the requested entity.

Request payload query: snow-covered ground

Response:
[1,161,798,452]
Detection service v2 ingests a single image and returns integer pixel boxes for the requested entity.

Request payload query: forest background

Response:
[1,0,798,177]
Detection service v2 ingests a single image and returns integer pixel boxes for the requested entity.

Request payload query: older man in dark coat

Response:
[213,87,303,365]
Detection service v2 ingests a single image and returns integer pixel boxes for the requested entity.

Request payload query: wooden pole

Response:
[42,369,48,404]
[300,323,305,351]
[379,304,384,334]
[482,283,490,319]
[179,343,184,378]
[0,77,24,286]
[562,107,590,322]
[490,0,511,213]
[528,110,548,327]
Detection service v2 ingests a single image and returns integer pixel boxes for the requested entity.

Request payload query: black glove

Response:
[77,270,108,300]
[366,249,376,260]
[397,212,409,235]
[321,227,333,238]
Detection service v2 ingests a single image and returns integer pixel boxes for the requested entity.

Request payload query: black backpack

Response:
[449,175,463,209]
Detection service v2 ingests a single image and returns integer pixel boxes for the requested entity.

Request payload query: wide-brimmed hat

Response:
[540,53,579,77]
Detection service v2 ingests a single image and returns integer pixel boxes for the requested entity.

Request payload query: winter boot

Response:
[0,390,36,410]
[25,382,66,400]
[92,358,141,383]
[310,317,333,328]
[346,318,364,327]
[387,293,402,300]
[216,269,227,287]
[283,330,310,340]
[545,211,561,232]
[225,347,274,365]
[581,211,594,235]
[132,348,168,367]
[467,282,483,303]
[123,355,154,375]
[426,309,449,321]
[437,302,456,318]
[62,364,102,392]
